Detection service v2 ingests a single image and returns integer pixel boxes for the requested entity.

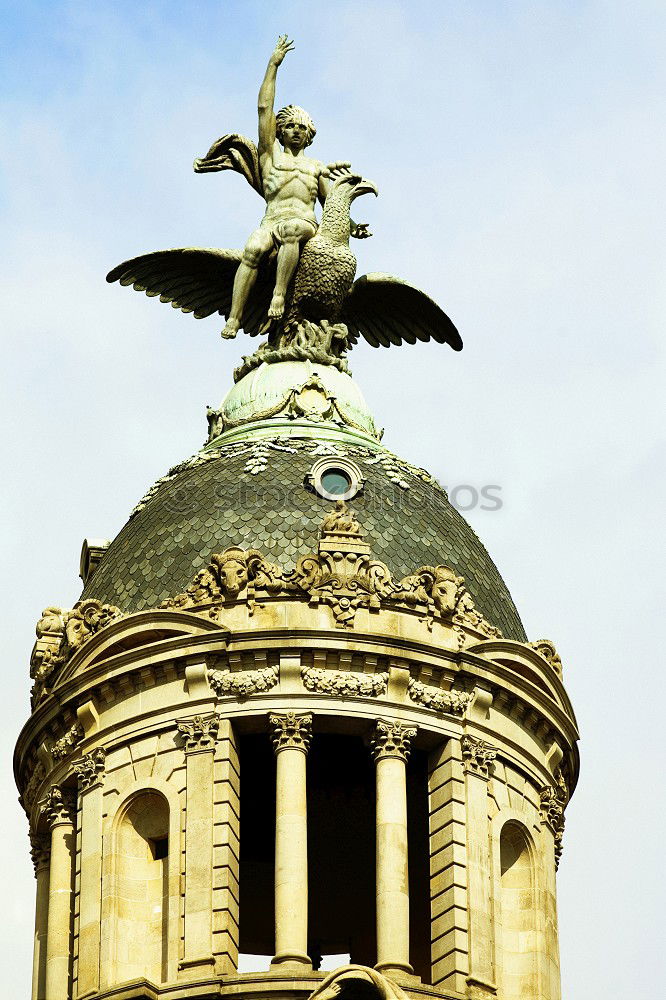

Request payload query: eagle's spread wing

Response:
[106,248,273,336]
[341,273,462,351]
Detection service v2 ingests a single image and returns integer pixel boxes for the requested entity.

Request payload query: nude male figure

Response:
[222,35,370,339]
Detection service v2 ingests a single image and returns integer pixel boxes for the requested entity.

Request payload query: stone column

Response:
[539,785,565,1000]
[73,749,105,997]
[461,735,498,999]
[178,714,219,978]
[269,712,313,969]
[44,785,76,1000]
[371,719,417,976]
[30,836,51,1000]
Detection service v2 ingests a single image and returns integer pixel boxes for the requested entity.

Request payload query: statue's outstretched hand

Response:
[351,222,373,239]
[272,34,295,65]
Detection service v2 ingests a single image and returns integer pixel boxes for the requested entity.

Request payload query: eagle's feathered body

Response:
[282,172,364,332]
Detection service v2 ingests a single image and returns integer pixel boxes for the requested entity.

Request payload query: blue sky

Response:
[1,2,664,996]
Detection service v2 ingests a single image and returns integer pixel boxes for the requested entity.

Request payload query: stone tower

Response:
[14,35,578,1000]
[15,358,578,1000]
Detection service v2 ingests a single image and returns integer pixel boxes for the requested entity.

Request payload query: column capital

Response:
[73,747,106,792]
[371,719,417,763]
[29,833,51,875]
[539,784,566,868]
[178,713,220,753]
[269,712,313,755]
[42,785,76,829]
[461,734,497,779]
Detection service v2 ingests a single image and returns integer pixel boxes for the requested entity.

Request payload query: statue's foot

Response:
[221,318,240,339]
[267,293,285,320]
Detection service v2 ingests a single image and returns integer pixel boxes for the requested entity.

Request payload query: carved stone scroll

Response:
[530,639,563,678]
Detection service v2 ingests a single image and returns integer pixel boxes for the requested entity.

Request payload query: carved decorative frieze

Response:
[407,678,471,715]
[529,639,563,678]
[269,712,313,754]
[461,734,497,779]
[155,504,503,636]
[302,666,388,697]
[370,720,417,763]
[210,665,279,698]
[29,834,51,875]
[73,748,106,792]
[162,547,285,614]
[177,714,220,753]
[51,723,84,761]
[43,786,76,828]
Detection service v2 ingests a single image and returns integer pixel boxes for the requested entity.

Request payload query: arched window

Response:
[499,822,537,1000]
[114,792,169,984]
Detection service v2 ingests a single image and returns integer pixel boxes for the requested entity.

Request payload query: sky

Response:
[1,0,664,995]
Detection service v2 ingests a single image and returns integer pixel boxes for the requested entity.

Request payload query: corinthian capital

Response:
[461,734,497,779]
[73,748,106,792]
[177,714,220,753]
[269,712,313,754]
[43,785,76,829]
[370,720,417,763]
[29,834,51,875]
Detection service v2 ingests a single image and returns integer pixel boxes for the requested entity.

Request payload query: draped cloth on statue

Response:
[193,133,264,195]
[308,966,410,1000]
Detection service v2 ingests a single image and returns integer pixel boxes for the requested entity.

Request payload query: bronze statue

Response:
[107,35,462,375]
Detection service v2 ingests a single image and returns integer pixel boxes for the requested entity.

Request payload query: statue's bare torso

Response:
[261,143,323,230]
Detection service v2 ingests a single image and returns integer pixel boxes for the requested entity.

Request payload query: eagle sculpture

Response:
[107,163,461,379]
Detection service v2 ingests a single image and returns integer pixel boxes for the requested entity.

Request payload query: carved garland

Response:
[302,666,389,698]
[407,678,471,716]
[210,665,279,698]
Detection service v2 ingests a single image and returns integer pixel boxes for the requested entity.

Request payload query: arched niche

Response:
[498,821,537,1000]
[113,791,170,984]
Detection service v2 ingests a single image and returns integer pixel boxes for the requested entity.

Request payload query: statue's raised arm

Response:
[107,32,462,371]
[257,35,294,162]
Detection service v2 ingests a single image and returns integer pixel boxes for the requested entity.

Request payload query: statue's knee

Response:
[243,236,267,267]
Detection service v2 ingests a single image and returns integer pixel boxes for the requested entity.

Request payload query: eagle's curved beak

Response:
[354,178,379,198]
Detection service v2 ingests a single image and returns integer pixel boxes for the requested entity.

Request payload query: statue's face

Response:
[280,119,309,151]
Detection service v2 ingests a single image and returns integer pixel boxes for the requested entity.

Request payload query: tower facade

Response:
[15,35,578,1000]
[16,361,578,1000]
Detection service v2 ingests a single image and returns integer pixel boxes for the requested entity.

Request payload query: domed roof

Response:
[81,430,526,642]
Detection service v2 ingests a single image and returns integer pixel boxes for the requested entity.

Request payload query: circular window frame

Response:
[307,457,365,502]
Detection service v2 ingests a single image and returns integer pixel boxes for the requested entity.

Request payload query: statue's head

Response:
[276,104,316,148]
